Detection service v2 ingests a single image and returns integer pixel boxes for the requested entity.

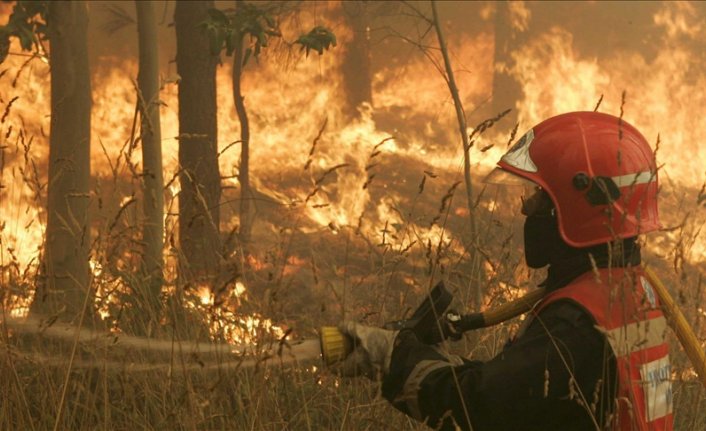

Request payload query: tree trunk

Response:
[431,1,476,241]
[136,0,164,330]
[32,1,94,323]
[431,1,483,308]
[174,0,221,282]
[340,1,373,119]
[233,0,252,247]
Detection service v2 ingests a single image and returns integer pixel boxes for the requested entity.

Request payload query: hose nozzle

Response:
[319,326,353,366]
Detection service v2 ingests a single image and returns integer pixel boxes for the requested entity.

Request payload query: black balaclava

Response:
[523,213,559,269]
[522,188,559,269]
[523,193,641,291]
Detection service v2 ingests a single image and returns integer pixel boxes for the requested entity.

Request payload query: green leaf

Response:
[295,26,336,57]
[208,31,220,55]
[242,47,252,66]
[35,22,48,38]
[0,35,10,65]
[0,0,49,56]
[264,13,275,29]
[257,31,267,48]
[207,8,229,25]
[225,30,236,56]
[18,25,35,51]
[217,27,226,49]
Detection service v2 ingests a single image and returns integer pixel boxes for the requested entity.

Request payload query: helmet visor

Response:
[483,168,553,217]
[483,167,535,187]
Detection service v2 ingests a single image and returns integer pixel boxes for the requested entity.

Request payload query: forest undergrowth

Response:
[1,97,705,430]
[2,145,706,430]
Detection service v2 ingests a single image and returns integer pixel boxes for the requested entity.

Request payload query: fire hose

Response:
[320,266,706,389]
[643,266,706,388]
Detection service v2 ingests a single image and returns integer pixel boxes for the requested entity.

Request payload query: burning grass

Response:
[1,147,705,429]
[1,1,706,428]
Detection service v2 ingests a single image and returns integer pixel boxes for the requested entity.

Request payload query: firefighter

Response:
[337,111,673,430]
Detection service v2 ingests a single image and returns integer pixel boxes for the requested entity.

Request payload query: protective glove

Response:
[333,321,398,379]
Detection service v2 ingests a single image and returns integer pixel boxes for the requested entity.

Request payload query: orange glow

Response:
[502,2,706,260]
[508,3,706,186]
[1,2,705,349]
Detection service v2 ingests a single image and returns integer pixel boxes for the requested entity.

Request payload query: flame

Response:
[508,2,706,187]
[653,2,703,39]
[197,284,212,306]
[503,2,706,260]
[2,2,705,348]
[507,1,531,33]
[0,43,50,267]
[189,280,285,346]
[1,8,498,280]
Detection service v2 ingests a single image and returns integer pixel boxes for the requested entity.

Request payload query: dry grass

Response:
[2,168,705,431]
[0,331,420,430]
[1,70,705,431]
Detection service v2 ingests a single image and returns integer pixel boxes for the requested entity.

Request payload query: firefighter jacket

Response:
[537,267,673,430]
[381,266,673,430]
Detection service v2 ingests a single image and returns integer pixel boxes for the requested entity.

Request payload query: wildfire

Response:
[509,2,706,185]
[1,2,705,347]
[192,280,285,346]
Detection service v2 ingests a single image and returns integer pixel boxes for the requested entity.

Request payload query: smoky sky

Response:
[86,2,683,78]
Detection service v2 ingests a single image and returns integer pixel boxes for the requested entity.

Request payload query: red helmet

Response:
[494,111,660,247]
